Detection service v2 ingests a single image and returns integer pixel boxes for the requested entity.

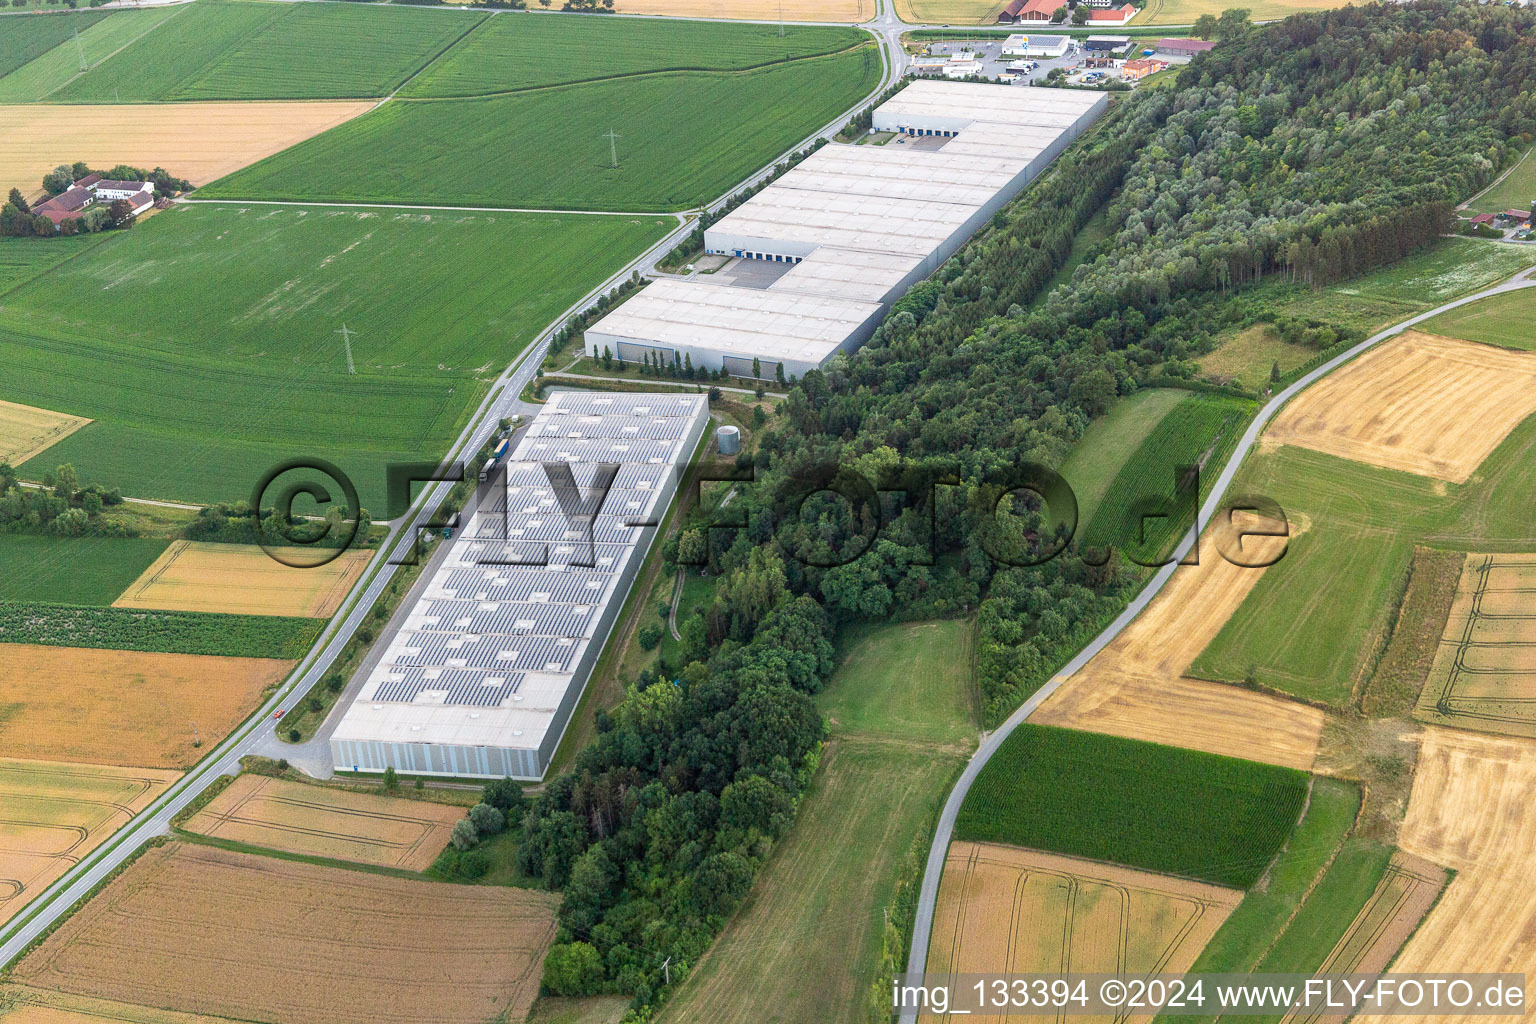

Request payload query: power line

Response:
[335,323,358,375]
[603,129,622,170]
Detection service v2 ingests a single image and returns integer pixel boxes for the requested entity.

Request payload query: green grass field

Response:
[1464,145,1536,217]
[0,535,169,605]
[1079,392,1255,561]
[1190,416,1536,705]
[818,620,977,748]
[1279,237,1536,334]
[402,16,864,98]
[659,620,975,1024]
[200,48,882,211]
[956,724,1308,889]
[1254,838,1395,973]
[0,7,179,102]
[1058,388,1189,532]
[0,204,672,507]
[1,1,485,102]
[1417,287,1536,351]
[0,10,112,79]
[1198,325,1317,391]
[0,235,108,297]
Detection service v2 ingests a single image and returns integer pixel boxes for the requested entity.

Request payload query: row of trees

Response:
[514,2,1536,1016]
[0,463,127,537]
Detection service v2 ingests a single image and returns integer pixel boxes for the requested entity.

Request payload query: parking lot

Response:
[917,37,1193,87]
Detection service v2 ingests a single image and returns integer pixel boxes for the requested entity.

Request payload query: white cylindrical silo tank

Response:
[717,425,741,456]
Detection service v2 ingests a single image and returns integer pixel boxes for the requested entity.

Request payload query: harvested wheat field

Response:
[113,541,371,618]
[1035,517,1326,771]
[0,645,288,769]
[0,760,177,927]
[0,402,90,468]
[614,0,870,18]
[13,843,559,1024]
[1265,332,1536,483]
[0,102,374,189]
[922,842,1241,1023]
[1356,727,1536,1024]
[0,985,230,1024]
[1283,851,1448,1024]
[1415,554,1536,739]
[182,774,462,870]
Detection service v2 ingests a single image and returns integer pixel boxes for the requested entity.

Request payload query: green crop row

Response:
[0,600,322,659]
[956,724,1309,889]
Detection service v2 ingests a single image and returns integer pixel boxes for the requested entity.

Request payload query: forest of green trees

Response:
[519,3,1536,1016]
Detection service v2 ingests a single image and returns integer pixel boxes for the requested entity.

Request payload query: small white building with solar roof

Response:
[582,81,1105,380]
[330,391,709,780]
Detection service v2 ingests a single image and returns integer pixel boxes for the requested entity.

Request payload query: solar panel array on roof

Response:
[373,668,526,707]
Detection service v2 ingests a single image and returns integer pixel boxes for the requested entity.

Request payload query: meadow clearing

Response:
[402,17,866,97]
[1198,325,1317,391]
[1414,554,1536,739]
[113,541,372,618]
[956,725,1309,888]
[1264,332,1536,483]
[0,759,178,927]
[201,48,882,210]
[922,843,1241,1023]
[1192,410,1536,706]
[1419,285,1536,352]
[1035,516,1328,770]
[11,843,560,1024]
[182,774,463,871]
[659,620,975,1024]
[0,101,374,190]
[1462,144,1536,217]
[0,204,670,507]
[0,644,286,768]
[1057,387,1189,532]
[0,401,89,468]
[0,535,167,605]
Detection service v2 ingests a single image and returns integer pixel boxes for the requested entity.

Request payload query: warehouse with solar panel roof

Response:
[331,392,709,780]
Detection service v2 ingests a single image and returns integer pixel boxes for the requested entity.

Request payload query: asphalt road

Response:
[0,10,906,969]
[895,265,1536,1020]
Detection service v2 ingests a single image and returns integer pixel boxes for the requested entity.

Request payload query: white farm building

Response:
[1002,33,1071,57]
[584,81,1106,380]
[330,391,709,780]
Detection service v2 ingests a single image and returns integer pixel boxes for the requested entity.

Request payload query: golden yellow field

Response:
[112,541,372,618]
[0,401,90,468]
[1034,517,1327,771]
[0,102,374,190]
[894,0,1003,24]
[922,842,1241,1023]
[0,986,230,1024]
[0,759,178,927]
[1415,554,1536,739]
[0,644,289,769]
[1265,332,1536,483]
[1357,727,1536,1024]
[615,0,871,18]
[1138,0,1355,25]
[13,843,559,1024]
[182,774,463,870]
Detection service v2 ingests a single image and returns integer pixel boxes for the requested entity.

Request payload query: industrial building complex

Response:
[330,392,710,780]
[584,81,1106,380]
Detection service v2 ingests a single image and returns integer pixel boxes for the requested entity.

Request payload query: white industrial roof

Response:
[331,391,707,755]
[585,82,1106,371]
[588,277,881,362]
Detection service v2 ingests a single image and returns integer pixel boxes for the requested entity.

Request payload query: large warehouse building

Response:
[330,392,709,780]
[585,81,1105,379]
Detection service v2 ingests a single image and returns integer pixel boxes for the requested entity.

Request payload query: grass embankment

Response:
[659,620,976,1024]
[956,724,1309,889]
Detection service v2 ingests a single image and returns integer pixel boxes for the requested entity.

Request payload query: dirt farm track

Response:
[12,843,559,1024]
[0,102,374,193]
